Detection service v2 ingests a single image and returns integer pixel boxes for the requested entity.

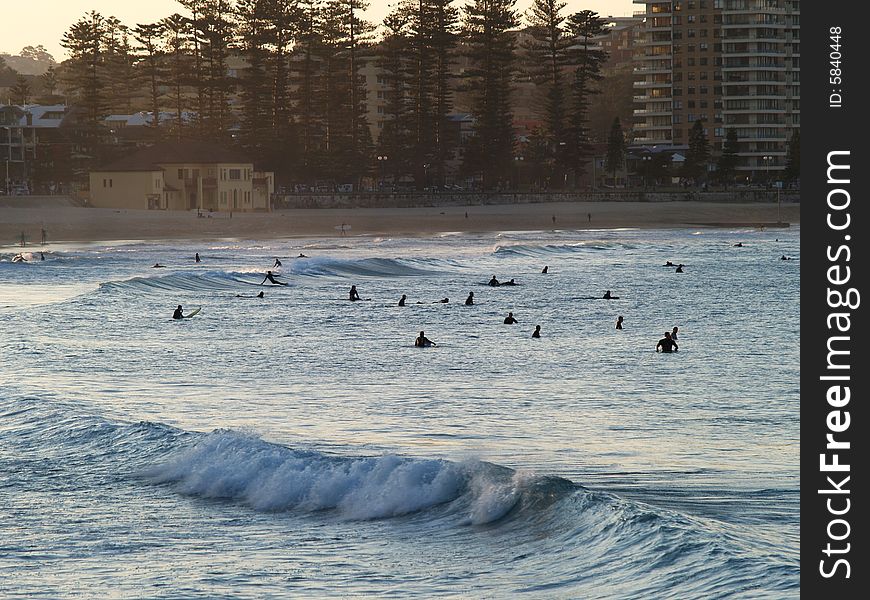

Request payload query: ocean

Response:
[0,227,799,598]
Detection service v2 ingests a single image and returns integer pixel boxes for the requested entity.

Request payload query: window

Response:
[700,57,708,66]
[688,86,696,95]
[688,100,696,108]
[700,43,708,51]
[177,169,184,179]
[688,44,695,52]
[701,29,708,37]
[700,86,709,94]
[109,179,113,188]
[688,72,695,80]
[673,100,683,109]
[103,179,107,188]
[688,57,695,66]
[688,29,695,38]
[673,114,683,124]
[714,128,725,137]
[688,15,695,23]
[700,100,708,108]
[700,71,708,80]
[229,169,241,180]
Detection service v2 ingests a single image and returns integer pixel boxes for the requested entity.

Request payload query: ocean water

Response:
[0,227,799,598]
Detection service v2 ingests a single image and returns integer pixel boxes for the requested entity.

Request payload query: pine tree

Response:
[376,6,415,183]
[40,64,59,97]
[564,10,606,186]
[427,0,459,186]
[10,75,31,105]
[161,14,193,138]
[604,117,624,179]
[523,0,570,185]
[683,119,711,183]
[104,17,137,113]
[716,128,739,186]
[291,0,326,176]
[61,11,108,124]
[461,0,519,190]
[237,0,272,146]
[133,22,166,129]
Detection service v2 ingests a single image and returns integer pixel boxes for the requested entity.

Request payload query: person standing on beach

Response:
[261,271,287,285]
[616,316,624,330]
[349,285,361,301]
[465,292,474,305]
[504,312,518,324]
[532,325,541,338]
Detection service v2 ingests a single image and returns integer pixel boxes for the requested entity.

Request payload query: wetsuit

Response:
[415,337,434,347]
[465,295,474,305]
[657,337,678,352]
[398,296,406,306]
[262,272,287,285]
[489,277,500,287]
[504,315,518,324]
[173,307,183,319]
[350,287,360,301]
[532,328,541,338]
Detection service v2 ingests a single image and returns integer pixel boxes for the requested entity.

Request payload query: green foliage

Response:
[604,117,625,175]
[683,119,710,182]
[716,128,739,184]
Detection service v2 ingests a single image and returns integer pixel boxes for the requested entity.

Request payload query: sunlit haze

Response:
[2,0,634,63]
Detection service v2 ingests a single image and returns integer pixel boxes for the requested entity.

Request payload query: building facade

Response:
[89,141,273,211]
[633,0,799,180]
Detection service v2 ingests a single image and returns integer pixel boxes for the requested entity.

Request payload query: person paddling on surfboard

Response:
[603,290,619,299]
[415,331,436,347]
[261,270,287,285]
[349,285,361,301]
[173,305,184,319]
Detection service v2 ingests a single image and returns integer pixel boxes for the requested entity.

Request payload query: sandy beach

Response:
[1,200,799,246]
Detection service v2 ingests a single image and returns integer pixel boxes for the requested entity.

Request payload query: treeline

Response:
[58,0,610,189]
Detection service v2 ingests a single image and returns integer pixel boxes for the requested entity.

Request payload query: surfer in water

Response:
[503,279,518,286]
[349,285,361,301]
[415,331,436,347]
[532,325,541,338]
[465,292,474,305]
[504,312,518,324]
[656,331,679,353]
[274,258,283,267]
[676,264,684,273]
[173,305,184,319]
[152,263,165,268]
[734,242,743,247]
[261,270,287,285]
[398,294,407,306]
[671,326,679,341]
[603,290,619,299]
[616,316,624,330]
[542,266,549,274]
[195,253,201,263]
[298,253,307,258]
[664,261,674,267]
[489,275,500,286]
[236,291,265,298]
[435,298,449,303]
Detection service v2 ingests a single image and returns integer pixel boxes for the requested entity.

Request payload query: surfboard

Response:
[183,307,201,318]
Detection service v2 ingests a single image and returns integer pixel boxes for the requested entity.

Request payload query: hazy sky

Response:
[2,0,634,63]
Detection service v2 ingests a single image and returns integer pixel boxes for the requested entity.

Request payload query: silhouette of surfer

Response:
[489,275,500,287]
[152,263,165,268]
[261,270,287,285]
[503,279,517,286]
[656,331,679,353]
[671,326,679,341]
[465,292,474,305]
[603,290,619,299]
[532,325,541,338]
[664,261,674,267]
[542,266,549,274]
[195,253,201,263]
[274,258,283,267]
[172,305,184,319]
[415,331,436,347]
[398,294,407,306]
[435,298,449,303]
[504,312,518,324]
[616,316,624,330]
[236,291,265,298]
[349,285,361,301]
[676,264,684,273]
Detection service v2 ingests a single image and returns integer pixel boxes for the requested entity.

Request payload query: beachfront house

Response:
[88,140,274,212]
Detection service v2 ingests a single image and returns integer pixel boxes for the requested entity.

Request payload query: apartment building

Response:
[633,0,799,180]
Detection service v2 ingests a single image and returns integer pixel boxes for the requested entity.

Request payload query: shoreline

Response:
[1,201,799,246]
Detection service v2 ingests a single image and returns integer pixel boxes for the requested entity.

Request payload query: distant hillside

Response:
[0,54,54,76]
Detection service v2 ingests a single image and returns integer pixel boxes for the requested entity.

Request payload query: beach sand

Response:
[1,201,799,246]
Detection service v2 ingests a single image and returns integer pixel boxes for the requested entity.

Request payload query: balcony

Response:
[634,80,672,88]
